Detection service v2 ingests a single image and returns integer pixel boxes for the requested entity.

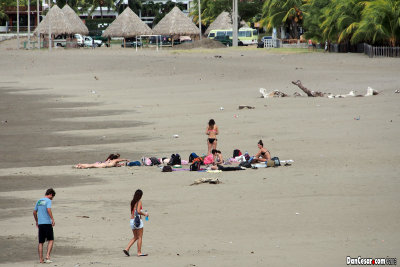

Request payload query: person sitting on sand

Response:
[74,154,129,169]
[251,140,271,163]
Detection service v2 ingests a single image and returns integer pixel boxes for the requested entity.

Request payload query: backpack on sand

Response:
[168,154,181,166]
[190,161,201,171]
[189,152,199,163]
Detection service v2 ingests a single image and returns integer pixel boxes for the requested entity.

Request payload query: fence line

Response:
[363,43,400,58]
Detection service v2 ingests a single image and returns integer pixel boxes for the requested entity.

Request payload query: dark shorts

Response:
[38,224,54,243]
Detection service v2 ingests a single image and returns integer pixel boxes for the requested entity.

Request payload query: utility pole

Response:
[37,0,40,49]
[198,0,201,40]
[232,0,238,47]
[17,0,19,49]
[28,0,30,49]
[48,0,51,51]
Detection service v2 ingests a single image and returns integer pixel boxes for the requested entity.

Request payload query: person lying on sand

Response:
[74,154,129,169]
[209,150,244,171]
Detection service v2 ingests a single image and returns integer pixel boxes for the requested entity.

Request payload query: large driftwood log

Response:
[291,80,325,97]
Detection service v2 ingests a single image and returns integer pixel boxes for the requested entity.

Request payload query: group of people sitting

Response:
[74,139,273,171]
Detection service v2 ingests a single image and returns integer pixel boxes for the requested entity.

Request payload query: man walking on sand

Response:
[33,188,56,264]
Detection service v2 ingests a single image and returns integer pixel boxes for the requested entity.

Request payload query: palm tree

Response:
[261,0,305,39]
[352,0,400,46]
[90,0,115,18]
[302,0,330,42]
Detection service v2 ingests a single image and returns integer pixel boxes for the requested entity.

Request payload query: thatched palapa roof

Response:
[102,7,153,38]
[34,5,75,36]
[153,7,199,37]
[61,4,89,35]
[205,11,232,35]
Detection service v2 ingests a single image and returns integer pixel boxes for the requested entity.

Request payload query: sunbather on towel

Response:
[75,153,129,169]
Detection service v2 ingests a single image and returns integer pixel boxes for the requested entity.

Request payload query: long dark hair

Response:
[208,119,215,129]
[106,153,120,161]
[130,189,143,213]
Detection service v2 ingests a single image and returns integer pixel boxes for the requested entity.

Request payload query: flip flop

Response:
[138,253,148,257]
[123,250,130,256]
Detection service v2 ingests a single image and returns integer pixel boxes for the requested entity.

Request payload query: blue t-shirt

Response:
[34,197,52,225]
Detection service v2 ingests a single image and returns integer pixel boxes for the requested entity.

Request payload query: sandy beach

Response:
[0,39,399,266]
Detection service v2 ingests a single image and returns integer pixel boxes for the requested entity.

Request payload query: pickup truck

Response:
[74,34,102,47]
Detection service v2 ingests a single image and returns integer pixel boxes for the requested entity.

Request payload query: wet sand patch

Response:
[0,235,93,264]
[0,88,149,168]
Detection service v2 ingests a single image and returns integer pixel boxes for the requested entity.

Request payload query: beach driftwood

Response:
[291,80,325,97]
[190,178,220,186]
[238,105,255,110]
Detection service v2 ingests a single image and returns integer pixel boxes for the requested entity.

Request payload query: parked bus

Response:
[208,28,258,45]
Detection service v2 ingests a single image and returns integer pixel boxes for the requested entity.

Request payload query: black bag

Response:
[150,157,161,165]
[190,161,201,171]
[162,166,172,172]
[239,161,252,168]
[271,157,281,166]
[168,154,181,166]
[134,205,141,227]
[189,152,199,163]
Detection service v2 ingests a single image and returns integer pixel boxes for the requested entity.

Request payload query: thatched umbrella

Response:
[153,6,199,43]
[34,5,74,36]
[62,4,89,35]
[102,7,153,38]
[204,11,233,36]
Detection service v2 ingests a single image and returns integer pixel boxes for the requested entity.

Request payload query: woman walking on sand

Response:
[123,189,149,257]
[206,119,219,155]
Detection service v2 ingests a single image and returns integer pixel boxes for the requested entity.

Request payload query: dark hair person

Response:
[252,140,271,163]
[123,189,149,257]
[205,119,219,155]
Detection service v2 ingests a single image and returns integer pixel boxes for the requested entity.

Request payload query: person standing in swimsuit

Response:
[206,119,219,155]
[123,189,149,257]
[252,140,271,163]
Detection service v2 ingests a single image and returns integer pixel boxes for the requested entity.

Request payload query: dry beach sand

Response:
[0,39,399,266]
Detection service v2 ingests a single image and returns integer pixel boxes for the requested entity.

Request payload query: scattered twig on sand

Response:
[190,178,221,186]
[291,80,325,97]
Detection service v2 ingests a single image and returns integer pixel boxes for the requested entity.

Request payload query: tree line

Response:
[1,0,399,46]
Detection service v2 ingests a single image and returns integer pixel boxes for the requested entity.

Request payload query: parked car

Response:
[257,36,272,48]
[121,38,143,48]
[214,35,244,47]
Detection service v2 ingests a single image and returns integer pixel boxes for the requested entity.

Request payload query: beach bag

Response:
[233,149,242,158]
[189,152,199,163]
[134,206,141,227]
[168,154,181,166]
[162,166,172,172]
[127,161,141,166]
[239,161,252,168]
[192,157,204,165]
[190,161,201,171]
[271,157,281,166]
[150,157,161,165]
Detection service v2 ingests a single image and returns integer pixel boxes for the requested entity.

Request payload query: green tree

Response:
[302,0,330,42]
[89,0,115,18]
[352,0,400,46]
[261,0,305,39]
[190,0,264,28]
